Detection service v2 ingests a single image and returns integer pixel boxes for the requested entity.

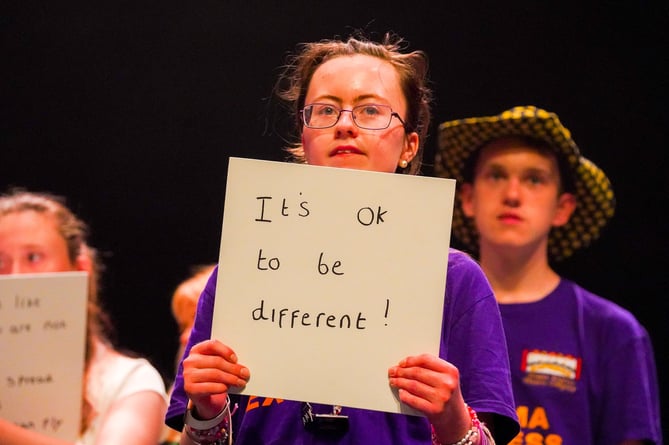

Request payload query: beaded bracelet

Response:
[184,397,231,445]
[431,404,481,445]
[478,422,495,445]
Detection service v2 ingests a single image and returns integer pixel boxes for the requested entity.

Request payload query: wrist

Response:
[431,404,481,445]
[189,398,227,421]
[184,397,231,444]
[185,404,228,430]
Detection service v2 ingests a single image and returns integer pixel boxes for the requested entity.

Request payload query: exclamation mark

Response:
[384,299,390,326]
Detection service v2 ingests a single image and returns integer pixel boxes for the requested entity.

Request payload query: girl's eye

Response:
[318,105,337,116]
[359,105,380,116]
[27,252,44,263]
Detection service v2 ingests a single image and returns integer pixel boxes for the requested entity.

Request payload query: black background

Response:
[3,1,668,438]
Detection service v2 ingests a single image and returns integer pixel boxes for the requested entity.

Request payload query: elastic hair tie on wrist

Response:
[184,396,232,444]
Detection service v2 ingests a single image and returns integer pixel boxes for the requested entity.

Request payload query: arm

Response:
[94,391,167,445]
[439,251,519,443]
[386,251,518,444]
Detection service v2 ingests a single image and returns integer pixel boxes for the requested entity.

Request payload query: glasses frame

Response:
[301,103,406,130]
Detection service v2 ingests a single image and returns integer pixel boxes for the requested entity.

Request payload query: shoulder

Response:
[446,247,479,270]
[446,248,492,300]
[561,279,650,339]
[443,249,497,323]
[102,350,167,398]
[198,265,219,304]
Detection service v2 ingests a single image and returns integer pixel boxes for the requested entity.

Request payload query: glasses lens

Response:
[302,104,395,129]
[352,105,392,130]
[304,104,339,128]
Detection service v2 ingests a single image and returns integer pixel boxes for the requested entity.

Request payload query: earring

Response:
[399,159,408,168]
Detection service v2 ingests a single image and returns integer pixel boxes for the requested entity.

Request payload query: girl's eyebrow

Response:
[310,94,386,105]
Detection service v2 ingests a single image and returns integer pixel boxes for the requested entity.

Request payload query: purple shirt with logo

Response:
[500,279,662,444]
[166,248,519,444]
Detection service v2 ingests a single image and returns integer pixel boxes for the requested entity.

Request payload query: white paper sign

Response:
[0,272,88,440]
[212,157,455,415]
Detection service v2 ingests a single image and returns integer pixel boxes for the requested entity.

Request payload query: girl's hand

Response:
[182,339,250,418]
[389,354,473,443]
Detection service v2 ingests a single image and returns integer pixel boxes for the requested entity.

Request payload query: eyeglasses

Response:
[301,103,406,130]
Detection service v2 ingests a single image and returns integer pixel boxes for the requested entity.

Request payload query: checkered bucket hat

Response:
[434,106,615,261]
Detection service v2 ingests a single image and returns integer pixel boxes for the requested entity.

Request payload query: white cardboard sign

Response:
[0,272,88,440]
[212,157,455,415]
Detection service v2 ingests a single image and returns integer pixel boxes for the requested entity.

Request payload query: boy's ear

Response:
[553,192,577,227]
[459,183,475,217]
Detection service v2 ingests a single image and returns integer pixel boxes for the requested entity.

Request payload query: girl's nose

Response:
[334,110,358,136]
[11,261,23,274]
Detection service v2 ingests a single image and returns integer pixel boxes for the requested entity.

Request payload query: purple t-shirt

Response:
[166,248,519,444]
[500,279,662,444]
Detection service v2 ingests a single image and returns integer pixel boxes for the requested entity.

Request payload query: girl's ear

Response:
[552,192,577,227]
[403,132,419,163]
[74,247,93,273]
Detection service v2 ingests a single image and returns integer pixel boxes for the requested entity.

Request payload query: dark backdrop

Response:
[3,1,668,438]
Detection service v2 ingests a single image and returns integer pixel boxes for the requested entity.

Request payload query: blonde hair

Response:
[171,264,216,332]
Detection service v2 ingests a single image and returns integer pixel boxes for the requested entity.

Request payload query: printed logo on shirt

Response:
[520,349,581,393]
[512,405,564,445]
[246,396,285,412]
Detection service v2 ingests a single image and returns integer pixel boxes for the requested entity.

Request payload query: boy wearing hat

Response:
[435,106,661,444]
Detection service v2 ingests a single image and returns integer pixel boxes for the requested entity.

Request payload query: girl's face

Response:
[301,54,418,173]
[0,211,76,274]
[460,138,576,254]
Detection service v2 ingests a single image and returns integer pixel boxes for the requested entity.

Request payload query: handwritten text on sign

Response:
[0,272,88,440]
[212,158,455,415]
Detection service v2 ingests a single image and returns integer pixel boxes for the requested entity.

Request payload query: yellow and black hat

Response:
[435,105,615,261]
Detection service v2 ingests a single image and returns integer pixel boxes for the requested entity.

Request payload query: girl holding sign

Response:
[0,189,168,445]
[166,33,520,445]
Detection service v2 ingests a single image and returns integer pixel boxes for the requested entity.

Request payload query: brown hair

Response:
[274,32,433,175]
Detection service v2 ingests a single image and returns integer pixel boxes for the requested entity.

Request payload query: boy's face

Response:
[460,137,576,254]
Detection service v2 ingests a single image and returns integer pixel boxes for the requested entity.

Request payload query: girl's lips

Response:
[330,146,363,156]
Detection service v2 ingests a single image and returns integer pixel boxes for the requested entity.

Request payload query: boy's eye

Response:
[526,174,545,185]
[485,169,505,180]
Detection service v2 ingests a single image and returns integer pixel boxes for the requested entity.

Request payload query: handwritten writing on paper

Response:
[0,272,88,440]
[212,158,456,415]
